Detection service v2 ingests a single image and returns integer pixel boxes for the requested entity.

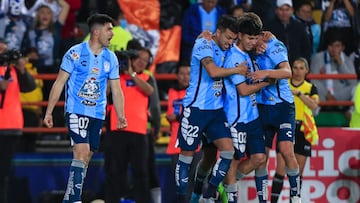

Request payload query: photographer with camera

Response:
[0,39,36,203]
[104,44,155,203]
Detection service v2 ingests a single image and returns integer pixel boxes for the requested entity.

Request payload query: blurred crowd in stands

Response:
[0,0,358,149]
[0,0,360,202]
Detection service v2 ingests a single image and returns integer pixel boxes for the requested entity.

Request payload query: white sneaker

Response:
[291,196,302,203]
[199,197,216,203]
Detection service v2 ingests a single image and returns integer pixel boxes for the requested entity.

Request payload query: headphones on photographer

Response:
[138,47,153,69]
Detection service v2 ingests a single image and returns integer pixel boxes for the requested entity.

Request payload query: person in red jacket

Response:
[0,39,36,203]
[104,46,154,203]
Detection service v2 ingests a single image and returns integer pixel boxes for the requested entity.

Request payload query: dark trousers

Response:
[147,134,160,189]
[0,135,19,203]
[103,131,150,203]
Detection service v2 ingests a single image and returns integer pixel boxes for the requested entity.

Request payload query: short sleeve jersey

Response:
[182,38,226,110]
[256,38,294,105]
[223,45,259,125]
[61,42,119,120]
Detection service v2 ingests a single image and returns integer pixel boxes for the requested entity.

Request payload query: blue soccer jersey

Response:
[61,42,119,120]
[255,38,294,105]
[223,45,259,125]
[182,38,227,110]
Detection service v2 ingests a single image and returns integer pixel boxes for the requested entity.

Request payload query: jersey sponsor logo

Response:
[104,61,110,72]
[212,79,223,89]
[250,93,257,106]
[126,79,136,86]
[81,100,96,106]
[65,54,72,61]
[91,67,99,75]
[81,60,87,66]
[286,130,293,138]
[215,91,221,97]
[72,52,80,60]
[197,44,212,52]
[78,77,100,100]
[270,42,286,56]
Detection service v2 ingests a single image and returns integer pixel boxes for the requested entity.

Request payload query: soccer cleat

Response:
[290,196,302,203]
[217,183,228,203]
[190,193,202,203]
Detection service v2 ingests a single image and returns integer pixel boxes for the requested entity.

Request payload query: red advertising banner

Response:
[238,127,360,203]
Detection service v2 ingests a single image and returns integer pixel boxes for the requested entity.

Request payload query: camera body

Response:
[115,49,139,72]
[0,49,22,65]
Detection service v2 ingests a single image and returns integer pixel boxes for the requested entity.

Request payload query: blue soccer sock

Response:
[255,168,268,203]
[63,159,86,203]
[224,183,237,203]
[175,154,193,199]
[286,167,300,197]
[205,151,233,198]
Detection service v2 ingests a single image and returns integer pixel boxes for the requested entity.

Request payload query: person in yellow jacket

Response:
[20,47,43,152]
[271,57,320,202]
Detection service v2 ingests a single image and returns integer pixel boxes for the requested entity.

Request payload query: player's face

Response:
[215,28,237,51]
[238,33,258,52]
[177,66,190,88]
[254,34,267,54]
[99,22,114,47]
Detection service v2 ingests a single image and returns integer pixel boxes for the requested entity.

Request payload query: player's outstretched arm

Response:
[44,69,69,128]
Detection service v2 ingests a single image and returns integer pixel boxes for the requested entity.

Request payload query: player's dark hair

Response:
[87,13,114,32]
[238,12,263,36]
[216,15,239,34]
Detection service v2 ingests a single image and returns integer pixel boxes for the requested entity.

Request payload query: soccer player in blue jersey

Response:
[248,34,302,203]
[222,13,270,203]
[43,14,127,203]
[175,15,248,203]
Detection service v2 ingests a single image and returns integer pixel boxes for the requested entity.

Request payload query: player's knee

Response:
[251,154,267,167]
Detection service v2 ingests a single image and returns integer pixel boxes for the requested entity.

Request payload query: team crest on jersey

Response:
[78,77,100,100]
[91,68,99,75]
[104,61,110,72]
